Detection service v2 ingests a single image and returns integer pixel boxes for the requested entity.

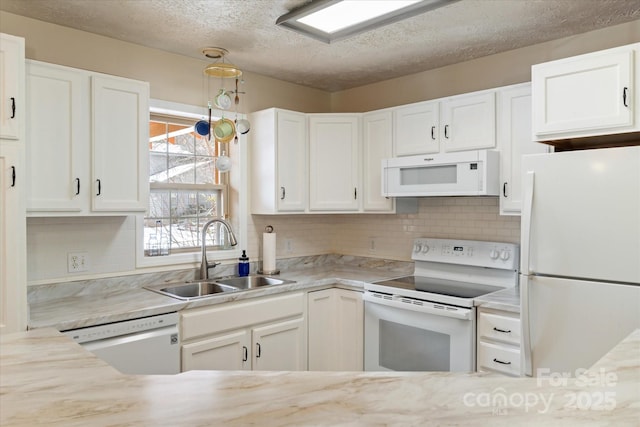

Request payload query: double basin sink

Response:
[145,275,296,300]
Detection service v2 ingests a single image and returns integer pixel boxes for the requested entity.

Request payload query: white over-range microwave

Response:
[381,150,500,197]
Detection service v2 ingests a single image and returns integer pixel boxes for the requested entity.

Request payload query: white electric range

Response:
[364,238,519,372]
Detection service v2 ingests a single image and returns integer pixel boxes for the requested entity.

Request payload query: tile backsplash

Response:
[27,196,519,283]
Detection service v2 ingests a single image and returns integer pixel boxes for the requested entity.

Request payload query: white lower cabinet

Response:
[180,292,307,372]
[476,308,521,376]
[308,288,363,371]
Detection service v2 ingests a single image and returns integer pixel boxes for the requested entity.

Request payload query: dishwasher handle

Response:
[363,291,472,320]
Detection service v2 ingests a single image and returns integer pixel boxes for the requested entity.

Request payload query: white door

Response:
[252,317,307,371]
[532,47,635,139]
[441,91,496,152]
[277,110,307,211]
[393,100,439,155]
[334,289,363,371]
[182,329,251,371]
[362,110,393,212]
[521,146,640,283]
[309,114,360,211]
[497,83,549,215]
[522,275,640,377]
[0,143,27,334]
[91,75,149,212]
[307,289,334,371]
[0,34,23,140]
[26,61,89,213]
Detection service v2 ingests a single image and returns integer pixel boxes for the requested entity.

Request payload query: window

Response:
[136,99,247,268]
[145,114,229,257]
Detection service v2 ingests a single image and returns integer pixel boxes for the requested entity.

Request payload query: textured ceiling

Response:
[2,0,640,91]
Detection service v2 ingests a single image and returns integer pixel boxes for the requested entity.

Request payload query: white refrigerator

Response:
[520,145,640,377]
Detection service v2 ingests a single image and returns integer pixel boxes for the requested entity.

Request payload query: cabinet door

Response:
[532,47,635,139]
[0,143,27,334]
[393,101,439,156]
[334,289,363,371]
[252,317,307,371]
[92,75,149,212]
[309,115,360,211]
[441,91,496,152]
[362,111,393,212]
[182,329,250,372]
[497,84,549,215]
[307,289,335,370]
[277,110,307,211]
[26,61,89,213]
[0,34,24,140]
[308,288,363,371]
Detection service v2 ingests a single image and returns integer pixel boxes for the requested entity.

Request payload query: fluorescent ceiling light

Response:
[276,0,457,43]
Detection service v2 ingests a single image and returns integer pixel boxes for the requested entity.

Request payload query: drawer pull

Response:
[493,327,511,333]
[493,358,512,365]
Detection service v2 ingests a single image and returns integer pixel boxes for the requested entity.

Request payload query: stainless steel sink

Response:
[145,281,240,300]
[213,275,296,290]
[144,275,296,300]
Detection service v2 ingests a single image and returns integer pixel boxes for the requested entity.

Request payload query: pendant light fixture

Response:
[202,47,243,78]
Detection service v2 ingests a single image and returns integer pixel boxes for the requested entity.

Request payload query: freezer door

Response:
[521,274,640,377]
[521,146,640,284]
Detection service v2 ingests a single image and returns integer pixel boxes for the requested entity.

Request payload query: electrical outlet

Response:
[284,239,294,254]
[68,252,89,273]
[368,238,376,254]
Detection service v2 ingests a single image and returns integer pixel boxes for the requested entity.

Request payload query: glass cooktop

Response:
[373,276,501,299]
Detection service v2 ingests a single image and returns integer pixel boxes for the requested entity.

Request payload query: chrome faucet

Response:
[200,218,238,280]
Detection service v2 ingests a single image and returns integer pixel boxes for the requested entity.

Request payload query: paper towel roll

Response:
[263,232,277,273]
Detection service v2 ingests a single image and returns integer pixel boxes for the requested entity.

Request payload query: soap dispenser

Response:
[238,250,250,277]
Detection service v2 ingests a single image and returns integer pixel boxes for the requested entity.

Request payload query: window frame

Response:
[135,99,247,268]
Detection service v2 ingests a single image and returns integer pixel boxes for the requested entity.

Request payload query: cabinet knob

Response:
[502,182,508,198]
[256,342,261,358]
[623,87,629,107]
[11,166,16,187]
[10,97,16,119]
[280,186,286,200]
[242,346,248,362]
[444,124,450,139]
[96,179,101,196]
[431,126,436,140]
[75,178,81,195]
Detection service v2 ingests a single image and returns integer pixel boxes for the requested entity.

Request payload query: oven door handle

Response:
[363,292,472,320]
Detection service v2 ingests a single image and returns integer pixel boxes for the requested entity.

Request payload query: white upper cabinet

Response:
[308,114,360,211]
[250,108,307,214]
[532,42,640,143]
[25,60,149,216]
[91,75,149,212]
[393,90,496,156]
[0,34,23,140]
[393,100,439,156]
[26,61,89,213]
[362,110,394,212]
[497,83,550,216]
[440,91,496,152]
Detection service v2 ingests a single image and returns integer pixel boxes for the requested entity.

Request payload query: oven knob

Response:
[414,243,422,253]
[421,245,429,253]
[500,250,511,261]
[490,249,499,260]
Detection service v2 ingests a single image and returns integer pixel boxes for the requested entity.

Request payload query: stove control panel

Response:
[411,238,519,270]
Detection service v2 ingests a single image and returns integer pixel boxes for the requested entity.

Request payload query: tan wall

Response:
[0,11,331,113]
[331,20,640,112]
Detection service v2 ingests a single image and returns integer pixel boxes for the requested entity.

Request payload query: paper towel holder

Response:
[258,225,280,275]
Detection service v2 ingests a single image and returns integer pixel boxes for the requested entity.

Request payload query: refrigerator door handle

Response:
[521,171,535,275]
[520,275,533,377]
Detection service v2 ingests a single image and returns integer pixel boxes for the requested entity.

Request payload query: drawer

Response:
[477,341,521,376]
[181,292,305,341]
[478,311,520,345]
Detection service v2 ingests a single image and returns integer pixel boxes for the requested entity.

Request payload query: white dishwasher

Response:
[63,312,180,375]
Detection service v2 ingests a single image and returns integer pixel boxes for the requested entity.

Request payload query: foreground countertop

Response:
[1,328,638,426]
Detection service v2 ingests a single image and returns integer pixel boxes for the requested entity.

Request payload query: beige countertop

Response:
[29,261,519,331]
[1,327,638,426]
